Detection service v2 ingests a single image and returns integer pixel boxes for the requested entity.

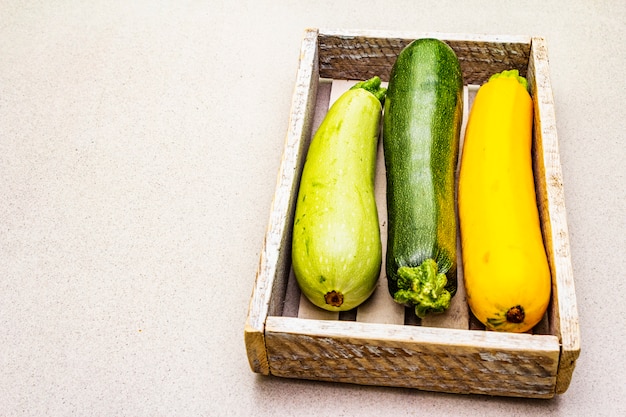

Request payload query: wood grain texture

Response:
[317,29,530,84]
[244,28,320,374]
[245,29,579,398]
[266,316,560,398]
[527,37,581,393]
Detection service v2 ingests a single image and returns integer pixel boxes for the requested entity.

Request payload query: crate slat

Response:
[317,29,531,85]
[244,29,320,375]
[265,316,560,398]
[526,37,581,393]
[297,293,340,320]
[354,124,405,325]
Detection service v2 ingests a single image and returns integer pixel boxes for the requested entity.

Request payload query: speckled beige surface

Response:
[1,1,625,415]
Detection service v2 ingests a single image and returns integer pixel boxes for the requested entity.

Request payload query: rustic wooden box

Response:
[245,28,580,398]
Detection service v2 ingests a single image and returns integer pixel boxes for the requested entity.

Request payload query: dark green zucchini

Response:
[383,38,464,318]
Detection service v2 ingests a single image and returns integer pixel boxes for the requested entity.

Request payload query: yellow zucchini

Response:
[458,70,551,333]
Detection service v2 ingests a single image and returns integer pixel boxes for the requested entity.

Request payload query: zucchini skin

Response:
[292,78,385,311]
[458,70,551,333]
[383,39,463,317]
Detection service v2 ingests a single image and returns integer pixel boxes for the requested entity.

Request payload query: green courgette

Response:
[383,39,464,318]
[292,77,386,311]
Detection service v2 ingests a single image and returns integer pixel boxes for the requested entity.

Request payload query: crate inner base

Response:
[276,77,552,337]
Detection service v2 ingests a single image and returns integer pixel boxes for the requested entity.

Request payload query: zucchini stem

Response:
[506,305,525,323]
[488,69,528,92]
[393,259,451,318]
[324,290,344,307]
[351,76,387,105]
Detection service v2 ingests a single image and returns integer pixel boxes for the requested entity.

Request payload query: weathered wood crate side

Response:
[244,29,320,375]
[245,28,580,398]
[316,29,531,85]
[526,37,581,393]
[265,317,560,398]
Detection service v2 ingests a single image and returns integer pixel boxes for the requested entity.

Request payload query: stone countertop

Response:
[1,1,624,416]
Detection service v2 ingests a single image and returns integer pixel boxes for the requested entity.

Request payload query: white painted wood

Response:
[527,36,580,393]
[246,29,579,398]
[244,28,321,375]
[265,315,560,398]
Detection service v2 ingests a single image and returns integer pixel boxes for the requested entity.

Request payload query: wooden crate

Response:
[245,28,580,398]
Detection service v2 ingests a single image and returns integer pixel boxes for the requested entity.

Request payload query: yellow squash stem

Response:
[458,70,551,333]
